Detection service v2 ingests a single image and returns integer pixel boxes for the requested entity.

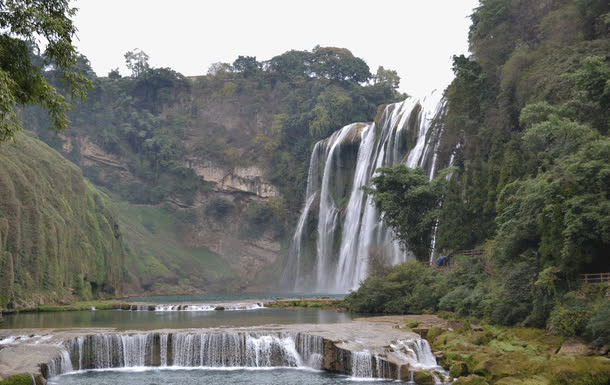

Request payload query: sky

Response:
[72,0,479,97]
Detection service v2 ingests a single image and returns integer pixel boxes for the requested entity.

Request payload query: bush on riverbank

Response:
[345,257,609,340]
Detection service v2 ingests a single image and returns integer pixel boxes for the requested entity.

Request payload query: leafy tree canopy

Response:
[0,0,91,142]
[374,66,400,90]
[233,55,261,77]
[364,165,451,260]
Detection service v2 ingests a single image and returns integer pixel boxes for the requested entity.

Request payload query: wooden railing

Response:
[453,249,485,257]
[580,273,610,283]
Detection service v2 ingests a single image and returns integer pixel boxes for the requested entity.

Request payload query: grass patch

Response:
[17,300,128,313]
[266,299,345,310]
[0,373,33,385]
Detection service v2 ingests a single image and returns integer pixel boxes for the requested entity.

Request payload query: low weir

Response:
[0,320,448,384]
[121,302,265,311]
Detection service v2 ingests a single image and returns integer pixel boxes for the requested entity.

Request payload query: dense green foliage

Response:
[347,255,608,338]
[0,0,90,142]
[350,0,609,335]
[0,133,131,309]
[364,166,451,259]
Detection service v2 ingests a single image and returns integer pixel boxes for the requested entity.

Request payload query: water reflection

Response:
[2,308,353,330]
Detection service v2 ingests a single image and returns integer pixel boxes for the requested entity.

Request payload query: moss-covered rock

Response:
[426,327,444,342]
[454,375,489,385]
[413,370,435,385]
[0,373,32,385]
[450,361,470,378]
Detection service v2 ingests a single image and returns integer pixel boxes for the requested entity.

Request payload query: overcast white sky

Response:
[72,0,479,97]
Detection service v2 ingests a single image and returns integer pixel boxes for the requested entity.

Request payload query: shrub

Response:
[586,301,610,343]
[549,302,593,336]
[345,261,441,314]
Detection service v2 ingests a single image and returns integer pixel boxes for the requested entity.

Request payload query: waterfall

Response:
[66,332,324,371]
[280,141,324,288]
[315,124,359,289]
[283,93,447,292]
[43,331,445,382]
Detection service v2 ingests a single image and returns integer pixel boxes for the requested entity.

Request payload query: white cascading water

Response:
[390,338,442,370]
[67,332,324,370]
[45,332,444,381]
[125,303,264,311]
[351,351,374,378]
[282,92,447,292]
[46,349,73,378]
[279,141,323,289]
[315,124,359,288]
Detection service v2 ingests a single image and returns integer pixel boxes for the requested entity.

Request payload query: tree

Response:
[374,66,400,89]
[125,48,150,78]
[269,50,313,80]
[232,55,260,77]
[311,46,372,83]
[207,62,233,76]
[0,0,91,143]
[364,165,450,260]
[108,68,122,79]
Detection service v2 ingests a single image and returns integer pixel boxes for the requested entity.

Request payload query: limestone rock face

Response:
[185,158,279,198]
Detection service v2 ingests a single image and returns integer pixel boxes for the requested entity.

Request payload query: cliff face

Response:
[185,158,279,198]
[0,133,131,309]
[53,129,284,294]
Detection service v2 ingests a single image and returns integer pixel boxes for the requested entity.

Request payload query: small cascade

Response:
[283,92,449,292]
[351,351,373,378]
[46,349,73,378]
[295,333,324,369]
[390,338,443,371]
[375,357,392,379]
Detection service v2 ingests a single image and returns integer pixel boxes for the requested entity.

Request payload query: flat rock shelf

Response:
[0,317,447,384]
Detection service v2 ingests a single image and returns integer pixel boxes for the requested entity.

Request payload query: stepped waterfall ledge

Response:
[0,319,447,383]
[282,94,448,292]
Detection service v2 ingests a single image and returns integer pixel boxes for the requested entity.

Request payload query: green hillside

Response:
[0,133,131,309]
